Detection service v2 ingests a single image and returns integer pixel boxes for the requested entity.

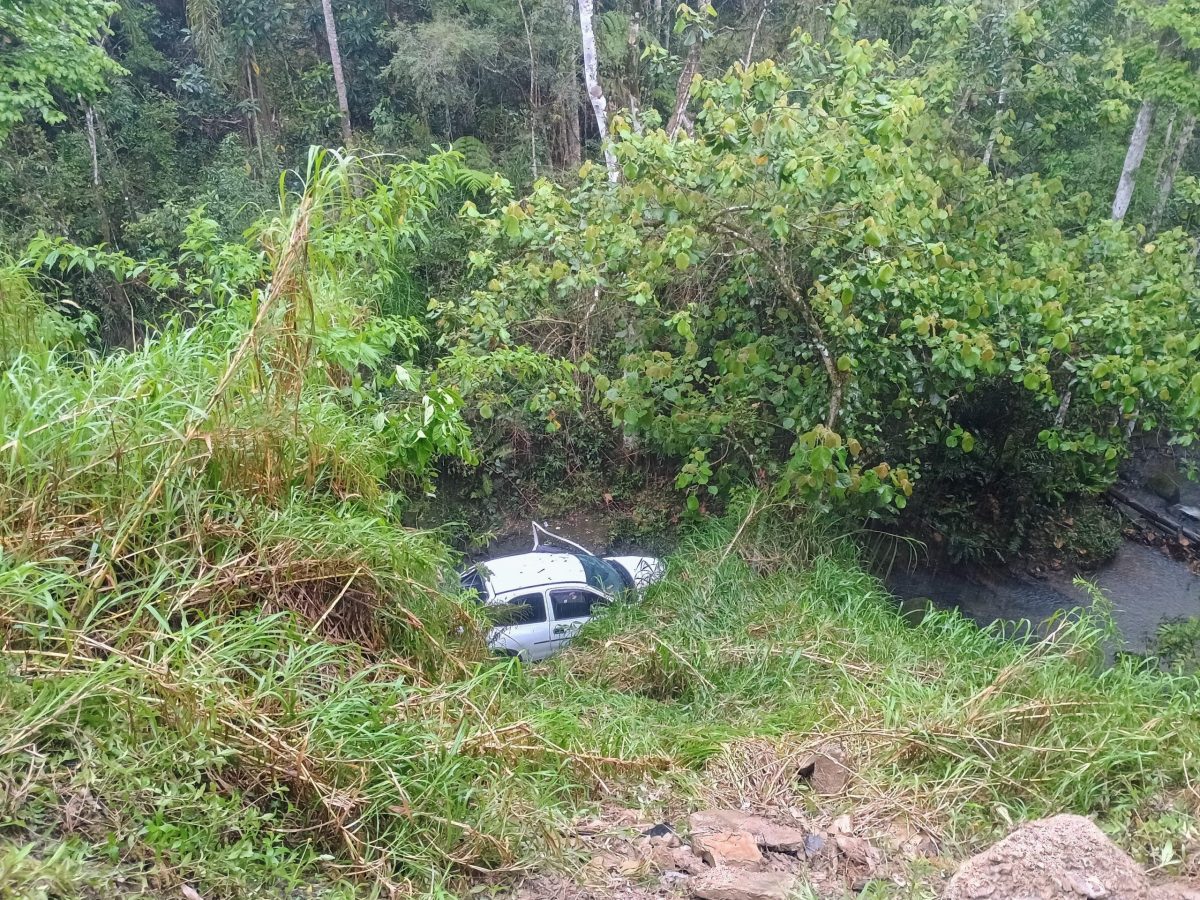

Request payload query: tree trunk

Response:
[84,104,114,246]
[626,14,642,134]
[320,0,353,147]
[1112,99,1156,221]
[577,0,618,181]
[1151,113,1196,232]
[667,40,701,138]
[516,0,539,179]
[743,0,768,67]
[981,65,1013,170]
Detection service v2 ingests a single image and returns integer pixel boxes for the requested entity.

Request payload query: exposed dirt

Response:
[504,799,941,900]
[507,807,1200,900]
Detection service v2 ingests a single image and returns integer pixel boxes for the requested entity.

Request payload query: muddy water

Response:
[887,540,1200,653]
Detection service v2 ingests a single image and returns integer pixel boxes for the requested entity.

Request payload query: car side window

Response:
[550,588,606,620]
[490,592,547,626]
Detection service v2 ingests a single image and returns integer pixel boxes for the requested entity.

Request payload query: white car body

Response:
[461,549,665,661]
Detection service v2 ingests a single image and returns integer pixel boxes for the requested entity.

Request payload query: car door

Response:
[487,590,553,660]
[548,585,609,651]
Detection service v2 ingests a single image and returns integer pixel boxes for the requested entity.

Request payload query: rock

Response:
[835,834,880,868]
[1147,468,1183,504]
[1150,881,1200,900]
[689,809,807,853]
[690,869,797,900]
[797,743,851,796]
[672,846,710,875]
[692,831,764,867]
[803,834,826,858]
[944,815,1151,900]
[645,822,676,839]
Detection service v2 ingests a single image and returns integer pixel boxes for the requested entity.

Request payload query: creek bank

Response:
[887,538,1200,653]
[890,455,1200,653]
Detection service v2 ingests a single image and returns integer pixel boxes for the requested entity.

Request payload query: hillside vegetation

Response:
[4,0,1200,896]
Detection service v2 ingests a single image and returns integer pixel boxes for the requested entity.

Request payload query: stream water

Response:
[886,540,1200,653]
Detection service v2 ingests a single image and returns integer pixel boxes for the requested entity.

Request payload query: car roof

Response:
[474,552,586,596]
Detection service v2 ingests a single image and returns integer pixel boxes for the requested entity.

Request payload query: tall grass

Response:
[3,151,1198,895]
[5,491,1200,894]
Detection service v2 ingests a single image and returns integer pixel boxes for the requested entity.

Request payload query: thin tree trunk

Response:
[517,0,539,179]
[667,40,701,138]
[626,14,642,134]
[84,104,114,246]
[577,0,618,181]
[320,0,353,146]
[1151,113,1196,232]
[981,66,1012,170]
[1112,99,1156,221]
[743,0,768,67]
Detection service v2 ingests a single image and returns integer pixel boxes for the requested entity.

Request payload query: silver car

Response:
[460,525,665,661]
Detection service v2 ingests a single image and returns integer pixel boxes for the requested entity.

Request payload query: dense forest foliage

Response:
[3,1,1200,897]
[5,0,1200,557]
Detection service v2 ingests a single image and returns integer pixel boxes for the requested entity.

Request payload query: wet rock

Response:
[692,831,763,868]
[944,815,1150,900]
[1147,468,1184,504]
[689,810,807,853]
[797,742,851,796]
[690,869,797,900]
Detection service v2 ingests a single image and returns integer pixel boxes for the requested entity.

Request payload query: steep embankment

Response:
[4,487,1199,897]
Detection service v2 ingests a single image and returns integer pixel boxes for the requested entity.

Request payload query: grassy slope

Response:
[5,502,1200,898]
[2,271,1198,897]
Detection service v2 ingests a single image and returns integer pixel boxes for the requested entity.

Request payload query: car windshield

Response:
[460,566,486,603]
[577,554,630,594]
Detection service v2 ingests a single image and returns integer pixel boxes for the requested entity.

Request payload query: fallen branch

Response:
[1106,487,1200,544]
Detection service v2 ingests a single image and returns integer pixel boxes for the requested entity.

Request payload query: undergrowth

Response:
[2,154,1197,899]
[6,495,1200,896]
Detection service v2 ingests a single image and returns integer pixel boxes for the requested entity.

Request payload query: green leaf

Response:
[674,252,690,270]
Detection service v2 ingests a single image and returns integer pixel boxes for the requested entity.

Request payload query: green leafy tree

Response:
[443,4,1200,515]
[0,0,125,139]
